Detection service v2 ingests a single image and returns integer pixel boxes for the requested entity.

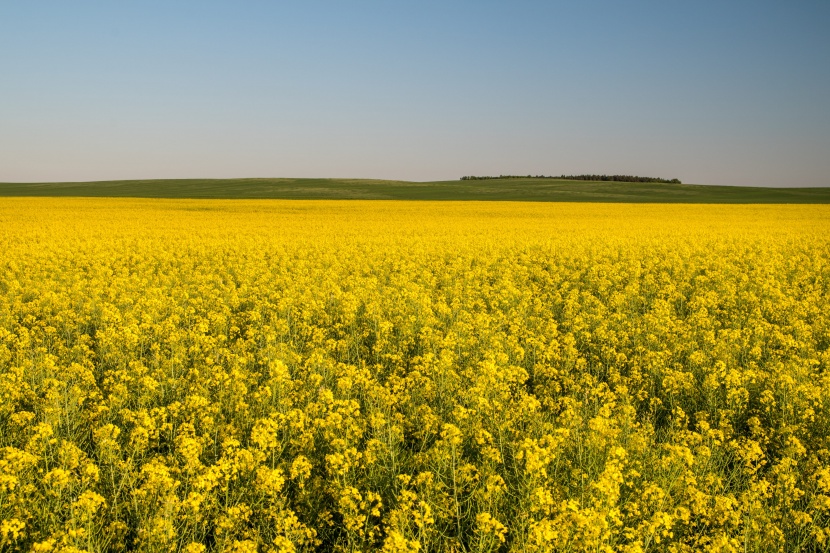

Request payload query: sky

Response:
[1,1,829,187]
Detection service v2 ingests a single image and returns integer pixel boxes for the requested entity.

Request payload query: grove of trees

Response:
[460,174,682,184]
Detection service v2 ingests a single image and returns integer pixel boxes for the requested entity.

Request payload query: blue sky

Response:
[1,1,828,186]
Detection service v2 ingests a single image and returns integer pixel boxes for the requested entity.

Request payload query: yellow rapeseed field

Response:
[1,198,829,553]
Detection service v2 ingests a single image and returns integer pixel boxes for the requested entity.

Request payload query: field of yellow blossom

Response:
[1,198,829,553]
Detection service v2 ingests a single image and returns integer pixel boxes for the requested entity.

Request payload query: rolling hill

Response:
[1,177,828,203]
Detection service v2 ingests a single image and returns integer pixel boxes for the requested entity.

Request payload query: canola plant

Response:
[0,198,829,553]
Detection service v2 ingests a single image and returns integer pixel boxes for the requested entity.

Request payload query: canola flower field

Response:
[1,198,829,553]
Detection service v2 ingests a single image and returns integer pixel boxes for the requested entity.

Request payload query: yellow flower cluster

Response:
[0,198,829,552]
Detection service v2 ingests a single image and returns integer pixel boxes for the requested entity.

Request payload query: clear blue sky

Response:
[1,1,828,186]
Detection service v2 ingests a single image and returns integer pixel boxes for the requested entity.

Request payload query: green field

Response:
[1,177,829,202]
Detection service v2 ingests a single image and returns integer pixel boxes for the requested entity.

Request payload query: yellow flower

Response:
[382,529,420,553]
[229,539,258,553]
[0,518,25,544]
[256,466,286,495]
[290,455,312,483]
[44,468,72,489]
[73,490,106,518]
[476,512,507,543]
[31,538,57,552]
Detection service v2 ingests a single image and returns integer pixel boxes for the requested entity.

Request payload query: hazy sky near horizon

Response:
[1,1,829,187]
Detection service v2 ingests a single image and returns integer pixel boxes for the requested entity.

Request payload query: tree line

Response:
[460,174,682,184]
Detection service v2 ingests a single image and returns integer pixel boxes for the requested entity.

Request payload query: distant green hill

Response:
[1,178,828,203]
